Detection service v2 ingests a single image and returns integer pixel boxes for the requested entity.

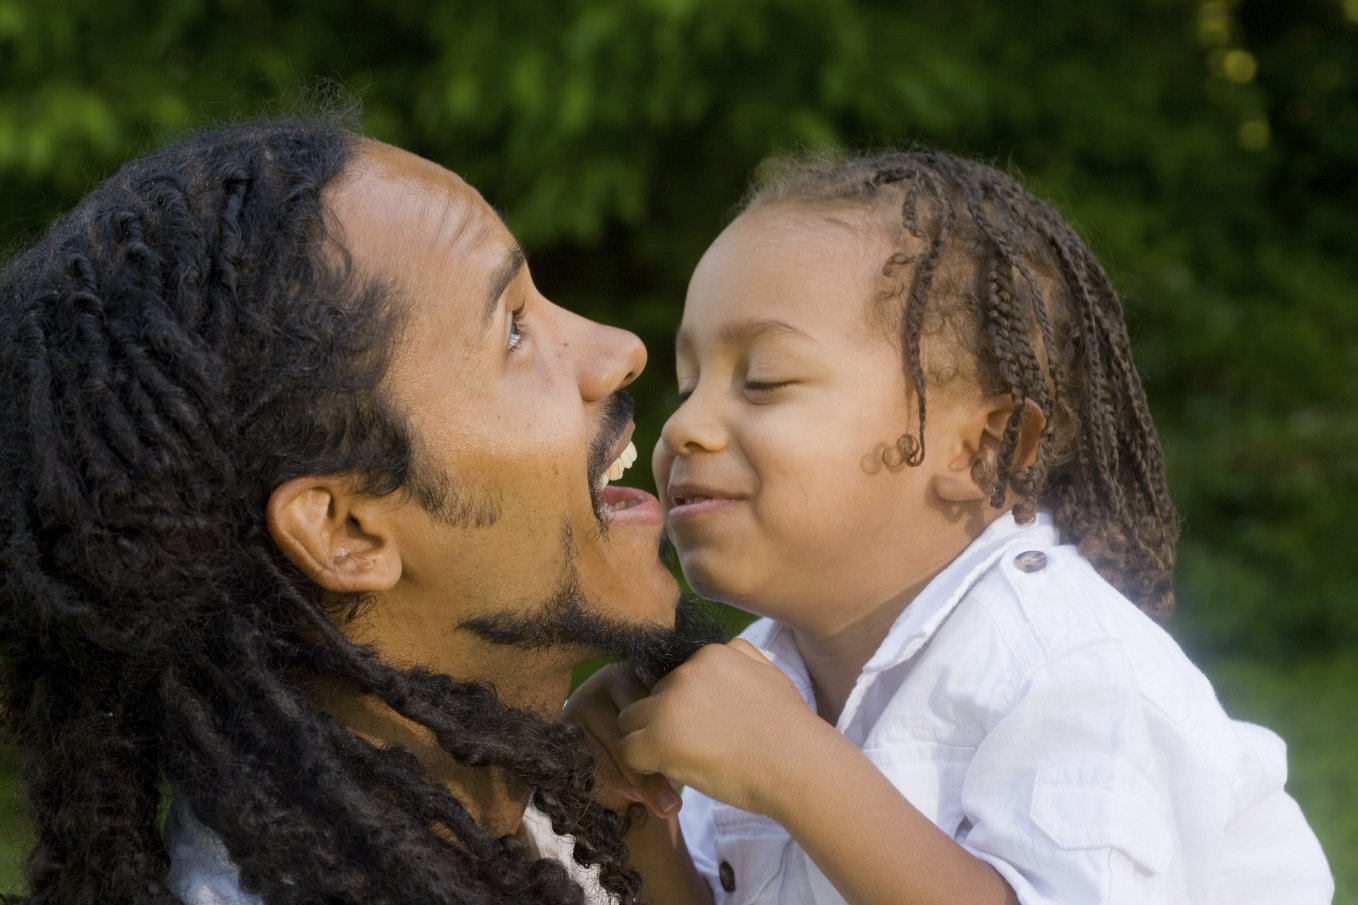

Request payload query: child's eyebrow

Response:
[675,317,816,352]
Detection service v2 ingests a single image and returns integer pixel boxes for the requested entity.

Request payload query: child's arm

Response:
[616,640,1018,905]
[562,665,714,905]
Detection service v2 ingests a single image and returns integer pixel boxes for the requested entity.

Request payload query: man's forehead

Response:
[334,141,483,229]
[323,140,531,371]
[326,142,513,283]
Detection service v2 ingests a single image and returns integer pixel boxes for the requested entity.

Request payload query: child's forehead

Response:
[686,199,988,390]
[703,203,894,282]
[673,313,819,356]
[677,208,902,355]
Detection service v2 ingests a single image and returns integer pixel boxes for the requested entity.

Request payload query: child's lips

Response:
[664,482,745,522]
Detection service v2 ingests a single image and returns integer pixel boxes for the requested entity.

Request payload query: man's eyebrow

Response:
[675,316,816,351]
[483,244,527,327]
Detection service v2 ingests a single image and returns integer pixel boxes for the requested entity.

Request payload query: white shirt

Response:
[163,797,261,905]
[165,797,612,904]
[679,512,1333,904]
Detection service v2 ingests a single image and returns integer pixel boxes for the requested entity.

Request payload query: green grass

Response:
[3,650,1354,900]
[0,743,27,896]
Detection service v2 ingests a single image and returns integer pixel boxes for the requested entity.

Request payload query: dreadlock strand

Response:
[284,584,641,901]
[2,118,636,905]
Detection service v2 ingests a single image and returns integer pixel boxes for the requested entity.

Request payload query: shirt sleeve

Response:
[951,618,1332,904]
[954,635,1173,903]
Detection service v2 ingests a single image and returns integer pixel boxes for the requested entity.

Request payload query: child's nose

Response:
[658,393,726,455]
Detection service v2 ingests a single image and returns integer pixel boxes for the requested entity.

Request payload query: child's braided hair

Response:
[745,150,1178,620]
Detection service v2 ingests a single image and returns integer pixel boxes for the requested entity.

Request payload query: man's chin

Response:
[460,590,727,687]
[593,591,728,686]
[572,502,680,630]
[460,515,725,683]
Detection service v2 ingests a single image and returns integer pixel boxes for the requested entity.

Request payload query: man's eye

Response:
[507,305,527,351]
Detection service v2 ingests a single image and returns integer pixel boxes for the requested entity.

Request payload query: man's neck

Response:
[307,658,576,837]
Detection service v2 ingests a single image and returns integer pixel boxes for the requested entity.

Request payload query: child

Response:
[566,150,1334,904]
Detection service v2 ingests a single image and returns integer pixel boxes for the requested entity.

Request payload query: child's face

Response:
[654,206,989,634]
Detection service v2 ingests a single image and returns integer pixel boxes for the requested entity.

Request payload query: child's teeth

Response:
[596,441,638,492]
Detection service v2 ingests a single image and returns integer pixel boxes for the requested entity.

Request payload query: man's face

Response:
[325,141,681,678]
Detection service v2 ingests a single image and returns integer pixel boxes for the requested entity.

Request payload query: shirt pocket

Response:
[1029,759,1174,875]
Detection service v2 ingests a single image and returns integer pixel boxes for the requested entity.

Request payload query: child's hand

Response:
[615,639,828,817]
[561,663,684,819]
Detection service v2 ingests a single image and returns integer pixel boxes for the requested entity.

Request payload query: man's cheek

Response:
[573,524,679,628]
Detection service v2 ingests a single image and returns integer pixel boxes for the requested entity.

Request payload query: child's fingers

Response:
[600,663,653,710]
[612,698,699,816]
[565,664,664,811]
[574,712,644,809]
[629,772,684,818]
[613,696,665,773]
[599,694,681,816]
[614,694,657,741]
[587,668,668,798]
[571,666,685,816]
[570,661,651,708]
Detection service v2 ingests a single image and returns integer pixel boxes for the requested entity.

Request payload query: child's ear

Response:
[934,397,1046,503]
[266,476,402,593]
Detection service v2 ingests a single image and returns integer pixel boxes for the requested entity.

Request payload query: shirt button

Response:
[719,860,737,893]
[1013,550,1048,572]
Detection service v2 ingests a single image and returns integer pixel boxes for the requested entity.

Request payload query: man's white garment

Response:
[679,512,1334,904]
[165,797,611,904]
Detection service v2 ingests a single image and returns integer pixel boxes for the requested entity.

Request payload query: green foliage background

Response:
[2,0,1355,898]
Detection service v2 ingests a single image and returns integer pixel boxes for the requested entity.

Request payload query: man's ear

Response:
[267,476,402,593]
[933,396,1046,503]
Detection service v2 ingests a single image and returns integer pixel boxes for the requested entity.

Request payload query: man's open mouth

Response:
[594,439,637,494]
[587,393,645,522]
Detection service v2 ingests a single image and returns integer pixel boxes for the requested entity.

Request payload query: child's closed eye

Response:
[743,380,793,398]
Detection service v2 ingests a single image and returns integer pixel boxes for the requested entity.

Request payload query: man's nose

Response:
[568,311,647,402]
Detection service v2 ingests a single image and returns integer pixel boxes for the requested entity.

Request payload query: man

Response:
[0,118,714,904]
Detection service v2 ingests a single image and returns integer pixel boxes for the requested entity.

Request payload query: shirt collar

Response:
[860,510,1059,675]
[744,511,1059,708]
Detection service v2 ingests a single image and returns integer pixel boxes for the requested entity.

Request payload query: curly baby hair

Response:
[742,150,1178,621]
[0,118,639,905]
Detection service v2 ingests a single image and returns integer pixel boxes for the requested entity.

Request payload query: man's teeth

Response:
[595,440,637,492]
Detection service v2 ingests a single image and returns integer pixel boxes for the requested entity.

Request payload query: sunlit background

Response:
[2,0,1355,899]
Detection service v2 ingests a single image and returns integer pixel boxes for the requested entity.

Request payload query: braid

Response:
[1,119,637,903]
[742,149,1178,619]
